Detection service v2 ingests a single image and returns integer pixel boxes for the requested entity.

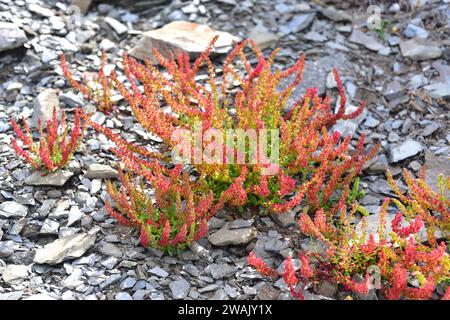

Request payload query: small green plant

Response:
[373,19,390,40]
[348,177,364,202]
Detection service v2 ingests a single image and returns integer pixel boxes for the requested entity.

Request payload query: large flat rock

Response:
[34,233,96,265]
[129,21,238,63]
[0,22,27,52]
[25,170,73,186]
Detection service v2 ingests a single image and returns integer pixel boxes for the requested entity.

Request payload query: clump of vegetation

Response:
[10,108,84,174]
[249,171,450,300]
[67,38,377,219]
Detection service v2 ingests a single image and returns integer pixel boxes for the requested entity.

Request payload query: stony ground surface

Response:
[0,0,449,300]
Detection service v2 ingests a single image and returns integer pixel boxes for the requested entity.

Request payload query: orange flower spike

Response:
[283,256,299,288]
[248,252,278,278]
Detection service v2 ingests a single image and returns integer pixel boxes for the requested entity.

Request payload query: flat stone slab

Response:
[208,222,257,246]
[84,164,118,179]
[400,38,442,61]
[34,233,96,265]
[0,22,27,52]
[389,140,423,163]
[25,170,73,186]
[129,21,238,63]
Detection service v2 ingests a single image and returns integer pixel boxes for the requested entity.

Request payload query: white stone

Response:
[34,233,96,265]
[25,170,73,186]
[0,201,28,218]
[0,22,27,52]
[400,38,442,61]
[129,21,238,63]
[67,206,84,227]
[389,140,423,163]
[2,265,28,285]
[31,89,60,128]
[104,17,127,35]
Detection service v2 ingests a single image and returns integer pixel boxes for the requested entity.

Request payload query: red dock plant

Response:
[67,37,378,215]
[10,108,85,174]
[105,162,248,253]
[249,171,450,300]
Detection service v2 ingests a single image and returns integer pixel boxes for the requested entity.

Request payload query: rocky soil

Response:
[0,0,449,300]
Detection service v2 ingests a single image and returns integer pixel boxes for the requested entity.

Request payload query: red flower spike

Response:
[170,224,187,246]
[10,109,84,173]
[158,220,171,247]
[283,256,299,289]
[386,265,408,300]
[193,219,208,241]
[299,254,314,279]
[347,275,369,296]
[248,252,278,278]
[139,225,151,247]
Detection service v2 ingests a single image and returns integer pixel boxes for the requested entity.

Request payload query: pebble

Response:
[0,22,28,52]
[389,140,423,163]
[349,30,386,52]
[27,3,54,17]
[404,24,429,39]
[208,263,237,279]
[40,219,60,235]
[280,13,315,35]
[0,291,23,300]
[104,17,128,35]
[182,264,200,277]
[0,0,447,302]
[399,38,442,60]
[2,264,28,285]
[84,164,118,179]
[208,223,257,246]
[67,206,84,227]
[120,277,137,290]
[115,292,133,300]
[100,38,115,51]
[149,266,169,278]
[99,243,123,258]
[421,122,440,137]
[0,201,28,218]
[169,278,191,299]
[60,91,84,108]
[271,210,296,227]
[364,116,380,128]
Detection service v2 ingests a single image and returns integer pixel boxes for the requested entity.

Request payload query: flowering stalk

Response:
[60,51,114,113]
